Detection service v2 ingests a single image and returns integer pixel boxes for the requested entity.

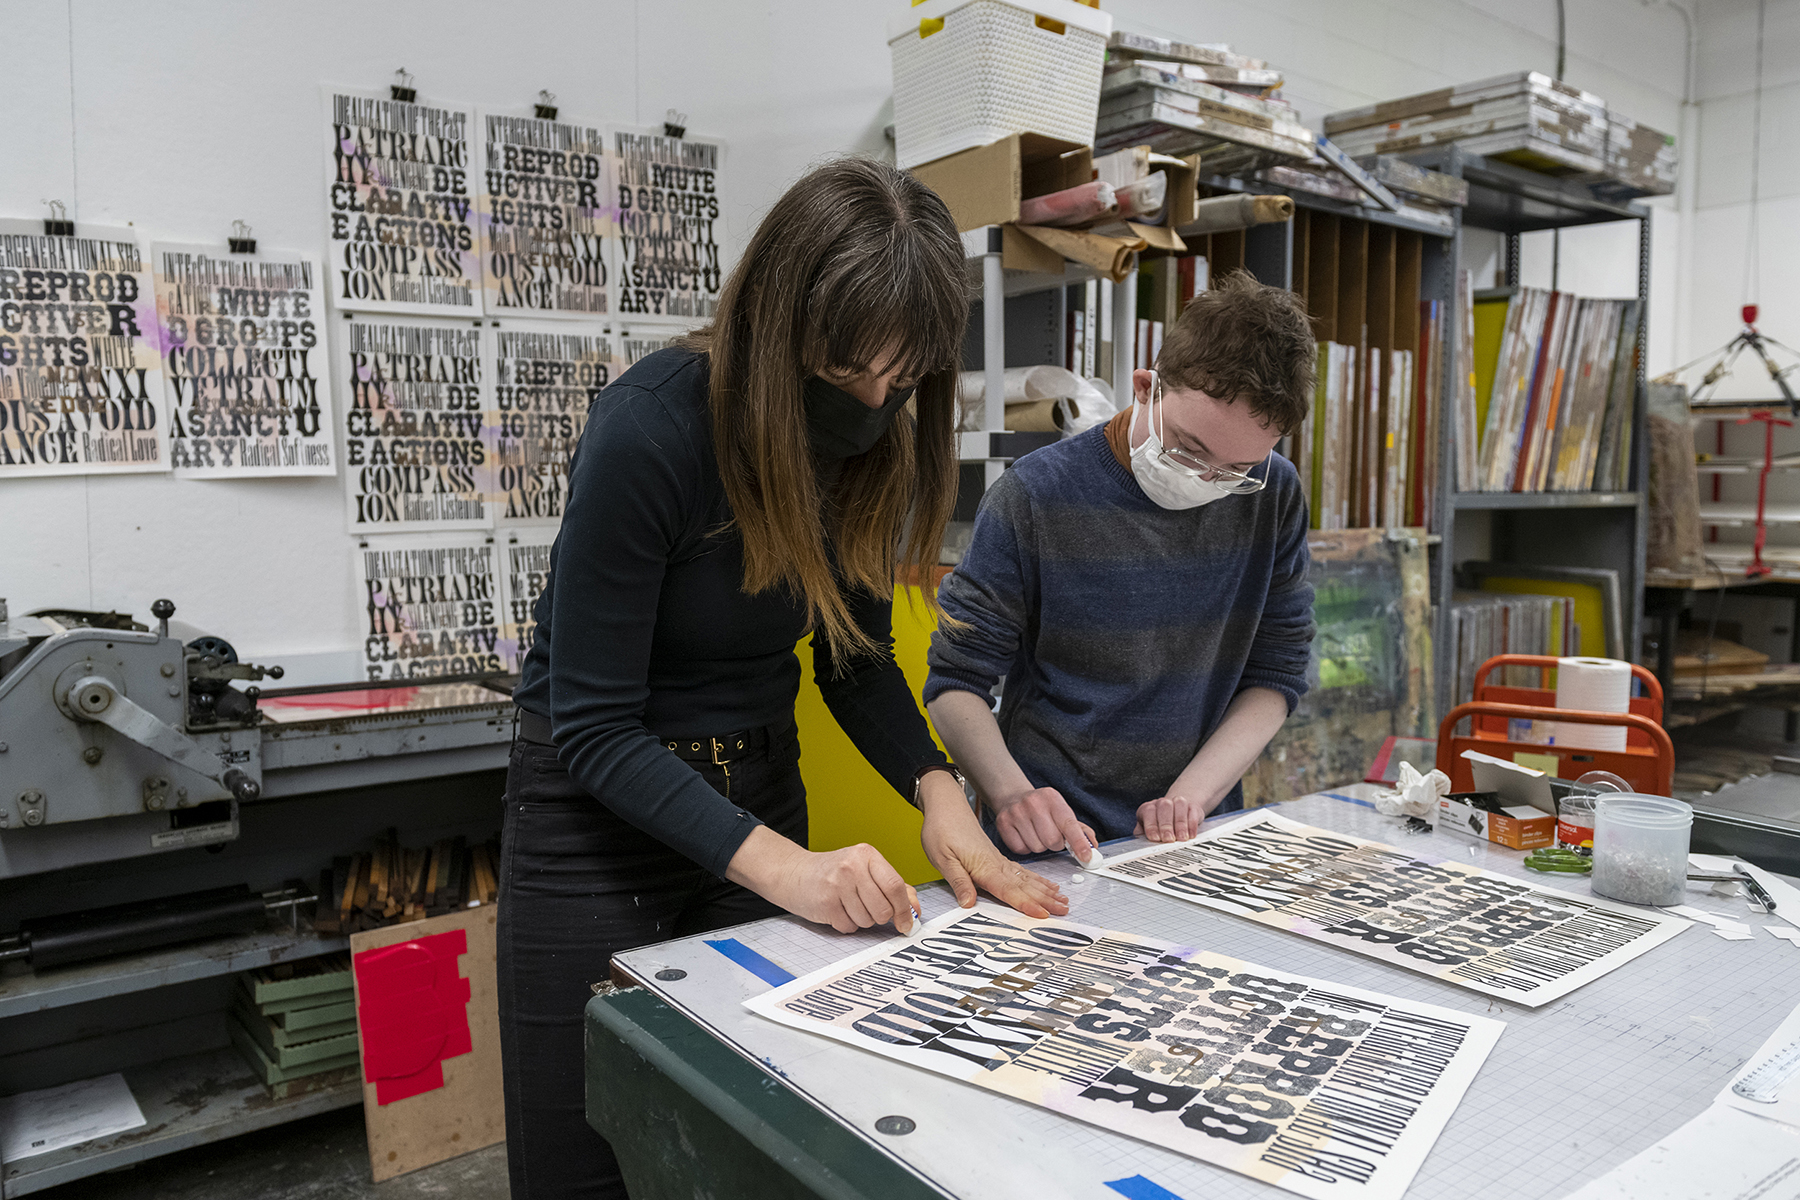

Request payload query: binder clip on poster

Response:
[535,91,558,120]
[228,221,257,255]
[663,109,687,139]
[391,69,417,103]
[42,199,73,237]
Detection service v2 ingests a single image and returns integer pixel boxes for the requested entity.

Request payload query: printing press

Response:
[0,596,513,1193]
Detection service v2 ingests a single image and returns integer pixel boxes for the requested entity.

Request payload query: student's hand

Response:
[991,785,1100,863]
[1134,795,1208,843]
[918,777,1068,919]
[727,826,921,934]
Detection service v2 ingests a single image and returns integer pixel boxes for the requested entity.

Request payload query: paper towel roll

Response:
[1550,657,1632,752]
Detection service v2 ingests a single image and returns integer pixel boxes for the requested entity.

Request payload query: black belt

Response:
[516,708,786,764]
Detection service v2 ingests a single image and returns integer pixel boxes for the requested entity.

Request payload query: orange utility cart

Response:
[1435,654,1675,796]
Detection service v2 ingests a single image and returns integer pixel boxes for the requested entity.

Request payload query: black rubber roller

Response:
[20,884,268,969]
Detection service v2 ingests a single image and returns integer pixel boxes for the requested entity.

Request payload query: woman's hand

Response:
[727,826,920,934]
[918,773,1068,919]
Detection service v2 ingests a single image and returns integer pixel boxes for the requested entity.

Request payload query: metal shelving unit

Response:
[1403,146,1654,714]
[5,1047,360,1196]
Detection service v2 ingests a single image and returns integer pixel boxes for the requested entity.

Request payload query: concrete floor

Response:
[57,1106,509,1200]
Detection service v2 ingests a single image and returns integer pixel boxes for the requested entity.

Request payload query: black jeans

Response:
[496,728,806,1200]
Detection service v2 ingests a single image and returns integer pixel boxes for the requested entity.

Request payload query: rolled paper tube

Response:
[1017,180,1118,228]
[1013,225,1146,282]
[1178,192,1295,235]
[1003,398,1078,433]
[1113,172,1168,223]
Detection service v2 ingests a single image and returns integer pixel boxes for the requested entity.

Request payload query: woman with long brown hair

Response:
[499,157,1069,1199]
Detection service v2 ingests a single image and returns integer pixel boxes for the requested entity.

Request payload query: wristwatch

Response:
[912,763,975,815]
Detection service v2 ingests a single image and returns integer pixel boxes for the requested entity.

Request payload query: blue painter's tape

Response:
[705,938,796,986]
[1325,791,1379,810]
[1104,1175,1187,1200]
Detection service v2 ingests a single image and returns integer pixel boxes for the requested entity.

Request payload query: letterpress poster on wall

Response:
[609,127,724,324]
[152,244,334,477]
[0,222,166,476]
[325,89,481,315]
[341,316,493,532]
[354,535,504,681]
[748,905,1501,1200]
[492,325,617,524]
[479,114,614,317]
[499,527,555,672]
[1097,811,1690,1006]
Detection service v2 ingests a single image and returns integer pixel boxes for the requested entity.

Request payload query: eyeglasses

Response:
[1149,378,1270,494]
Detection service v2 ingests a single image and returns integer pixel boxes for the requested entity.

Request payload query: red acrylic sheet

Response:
[353,929,474,1104]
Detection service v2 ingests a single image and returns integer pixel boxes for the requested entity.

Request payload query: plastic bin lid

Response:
[888,0,1114,43]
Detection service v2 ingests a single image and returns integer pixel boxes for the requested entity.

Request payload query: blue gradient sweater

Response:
[924,422,1315,841]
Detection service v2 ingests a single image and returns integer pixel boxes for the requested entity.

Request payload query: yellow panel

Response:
[1513,751,1560,775]
[1471,298,1508,444]
[795,586,946,885]
[1480,577,1606,658]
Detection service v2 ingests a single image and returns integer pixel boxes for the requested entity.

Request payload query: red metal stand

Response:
[1737,407,1792,577]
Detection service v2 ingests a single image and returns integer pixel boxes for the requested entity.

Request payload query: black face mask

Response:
[803,376,915,460]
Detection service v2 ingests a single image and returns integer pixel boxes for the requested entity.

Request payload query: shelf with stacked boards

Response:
[1452,490,1641,510]
[1403,146,1653,233]
[1192,169,1456,238]
[0,924,347,1021]
[1372,143,1655,718]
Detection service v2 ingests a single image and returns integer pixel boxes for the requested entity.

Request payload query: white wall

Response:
[1677,0,1800,549]
[0,0,1693,679]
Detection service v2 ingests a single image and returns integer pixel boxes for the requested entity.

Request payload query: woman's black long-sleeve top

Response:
[512,348,949,876]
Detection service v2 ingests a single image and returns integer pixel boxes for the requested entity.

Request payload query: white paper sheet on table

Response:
[1095,810,1691,1006]
[1720,999,1800,1129]
[1560,1104,1800,1199]
[0,1073,146,1162]
[746,902,1503,1200]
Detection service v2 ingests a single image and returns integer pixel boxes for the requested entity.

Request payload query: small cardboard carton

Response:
[1437,792,1557,850]
[912,132,1092,233]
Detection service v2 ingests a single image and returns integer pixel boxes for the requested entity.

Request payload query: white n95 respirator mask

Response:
[1128,374,1234,511]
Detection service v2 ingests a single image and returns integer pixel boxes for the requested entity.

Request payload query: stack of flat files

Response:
[1099,35,1312,174]
[230,953,360,1098]
[1324,72,1610,177]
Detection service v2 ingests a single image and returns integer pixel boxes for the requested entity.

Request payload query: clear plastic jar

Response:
[1591,795,1693,906]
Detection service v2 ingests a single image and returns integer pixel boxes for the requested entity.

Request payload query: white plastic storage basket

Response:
[889,0,1113,169]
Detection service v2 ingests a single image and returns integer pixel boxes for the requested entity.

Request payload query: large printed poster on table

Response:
[748,905,1502,1200]
[354,535,504,682]
[1096,811,1690,1006]
[491,325,617,524]
[479,113,614,317]
[340,316,494,532]
[325,88,482,315]
[0,222,166,475]
[609,127,724,323]
[152,244,334,477]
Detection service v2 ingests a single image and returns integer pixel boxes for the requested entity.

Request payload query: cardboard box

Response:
[1437,792,1557,850]
[912,132,1092,233]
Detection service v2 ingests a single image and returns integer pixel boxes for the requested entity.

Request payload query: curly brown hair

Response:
[1157,269,1316,435]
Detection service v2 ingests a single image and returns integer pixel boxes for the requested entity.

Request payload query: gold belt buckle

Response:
[710,737,728,766]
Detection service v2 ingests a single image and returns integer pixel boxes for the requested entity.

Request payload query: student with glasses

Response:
[925,271,1318,860]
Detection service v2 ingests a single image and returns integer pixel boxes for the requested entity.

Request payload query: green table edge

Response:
[586,986,946,1200]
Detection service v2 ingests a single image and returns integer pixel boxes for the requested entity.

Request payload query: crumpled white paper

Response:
[1374,761,1451,818]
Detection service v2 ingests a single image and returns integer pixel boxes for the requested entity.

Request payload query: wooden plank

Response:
[1307,212,1339,345]
[1367,224,1396,527]
[1291,208,1310,307]
[1336,219,1369,526]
